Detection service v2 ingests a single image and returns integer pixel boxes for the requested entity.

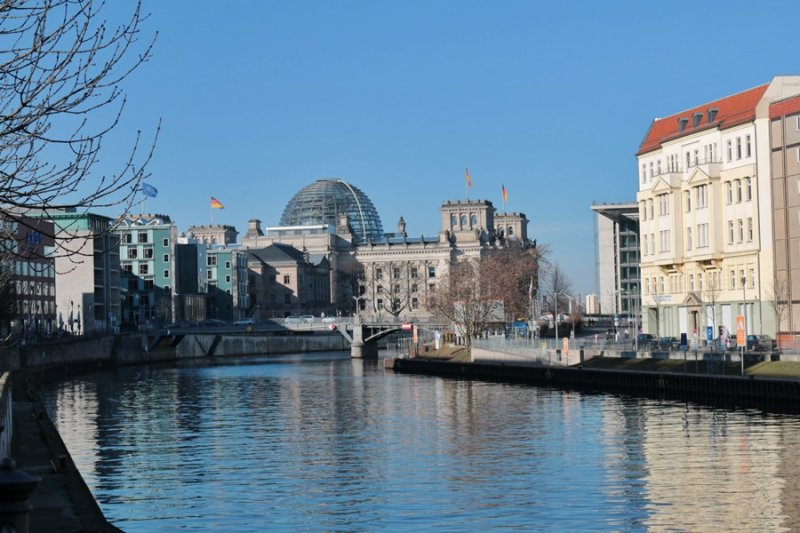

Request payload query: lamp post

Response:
[741,275,747,376]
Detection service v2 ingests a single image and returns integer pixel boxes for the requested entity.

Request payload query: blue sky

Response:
[97,0,800,296]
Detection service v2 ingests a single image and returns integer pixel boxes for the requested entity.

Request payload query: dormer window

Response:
[692,112,703,128]
[678,117,689,132]
[707,108,719,123]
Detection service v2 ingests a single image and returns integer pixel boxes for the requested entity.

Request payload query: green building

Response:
[117,214,177,327]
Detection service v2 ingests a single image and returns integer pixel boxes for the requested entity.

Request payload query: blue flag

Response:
[142,182,158,198]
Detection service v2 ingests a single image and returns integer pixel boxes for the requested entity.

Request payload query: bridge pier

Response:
[349,322,379,359]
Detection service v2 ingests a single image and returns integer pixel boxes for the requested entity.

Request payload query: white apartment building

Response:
[636,77,800,342]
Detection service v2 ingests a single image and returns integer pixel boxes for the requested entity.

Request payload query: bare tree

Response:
[335,259,364,315]
[542,263,572,338]
[481,241,541,320]
[427,258,502,350]
[702,269,722,339]
[768,272,791,335]
[0,0,158,257]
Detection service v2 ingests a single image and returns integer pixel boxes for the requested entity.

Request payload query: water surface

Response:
[41,352,800,531]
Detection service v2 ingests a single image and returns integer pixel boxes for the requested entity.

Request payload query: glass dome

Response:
[280,179,384,243]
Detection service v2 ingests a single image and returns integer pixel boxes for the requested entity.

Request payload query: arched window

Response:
[470,214,478,226]
[460,214,467,227]
[507,225,514,236]
[450,214,457,228]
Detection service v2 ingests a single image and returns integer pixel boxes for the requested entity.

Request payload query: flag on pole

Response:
[465,168,472,189]
[141,182,158,198]
[502,184,508,203]
[210,197,224,209]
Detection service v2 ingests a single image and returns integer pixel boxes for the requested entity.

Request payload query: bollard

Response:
[0,457,41,533]
[579,349,584,364]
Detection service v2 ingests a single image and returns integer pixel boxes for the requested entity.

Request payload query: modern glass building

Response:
[279,179,384,243]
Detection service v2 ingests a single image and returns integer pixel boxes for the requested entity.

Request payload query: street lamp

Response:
[741,275,747,376]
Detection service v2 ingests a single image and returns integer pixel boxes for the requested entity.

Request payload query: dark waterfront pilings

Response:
[390,358,800,413]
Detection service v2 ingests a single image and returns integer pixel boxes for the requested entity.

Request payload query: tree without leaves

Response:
[480,241,542,320]
[542,262,572,338]
[427,258,503,350]
[0,0,158,258]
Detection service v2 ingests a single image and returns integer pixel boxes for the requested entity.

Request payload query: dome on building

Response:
[280,179,384,242]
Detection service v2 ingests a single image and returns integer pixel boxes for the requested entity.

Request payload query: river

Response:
[39,352,800,532]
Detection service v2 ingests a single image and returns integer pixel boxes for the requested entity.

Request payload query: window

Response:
[411,297,418,309]
[738,219,744,242]
[641,164,646,182]
[411,284,417,293]
[207,270,214,280]
[225,275,231,283]
[689,274,694,291]
[450,214,457,228]
[208,256,217,266]
[460,215,467,226]
[124,233,132,244]
[225,261,231,269]
[649,233,655,255]
[694,149,699,166]
[736,137,742,159]
[377,286,383,294]
[640,201,646,221]
[698,273,703,290]
[726,182,733,204]
[658,194,669,216]
[410,267,418,279]
[727,139,732,161]
[697,224,709,248]
[659,230,670,252]
[686,227,692,250]
[507,225,514,236]
[695,185,708,208]
[164,269,170,278]
[747,218,753,241]
[393,267,401,279]
[657,159,661,175]
[139,263,148,275]
[645,278,650,294]
[745,178,752,201]
[127,248,138,259]
[745,134,751,158]
[648,199,653,219]
[163,254,169,262]
[470,214,478,226]
[162,238,169,247]
[138,231,147,243]
[735,179,742,203]
[283,275,290,284]
[650,162,654,177]
[428,265,436,278]
[684,191,691,213]
[685,152,691,169]
[728,221,734,244]
[642,234,647,256]
[749,268,755,288]
[730,270,736,289]
[144,247,154,259]
[394,284,401,294]
[376,298,383,309]
[376,268,383,280]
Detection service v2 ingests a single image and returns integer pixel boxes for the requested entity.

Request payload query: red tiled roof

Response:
[637,84,769,156]
[769,94,800,119]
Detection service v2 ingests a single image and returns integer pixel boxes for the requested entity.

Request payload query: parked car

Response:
[636,333,655,348]
[233,318,255,326]
[301,315,315,324]
[747,334,777,351]
[657,336,680,350]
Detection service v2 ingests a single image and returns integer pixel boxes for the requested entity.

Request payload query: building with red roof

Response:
[635,76,800,343]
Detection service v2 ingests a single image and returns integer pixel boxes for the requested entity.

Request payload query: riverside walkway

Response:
[8,371,120,532]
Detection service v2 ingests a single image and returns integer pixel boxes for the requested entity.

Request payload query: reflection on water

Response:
[41,352,800,532]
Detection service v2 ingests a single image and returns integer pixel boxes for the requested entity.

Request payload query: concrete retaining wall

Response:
[392,358,800,413]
